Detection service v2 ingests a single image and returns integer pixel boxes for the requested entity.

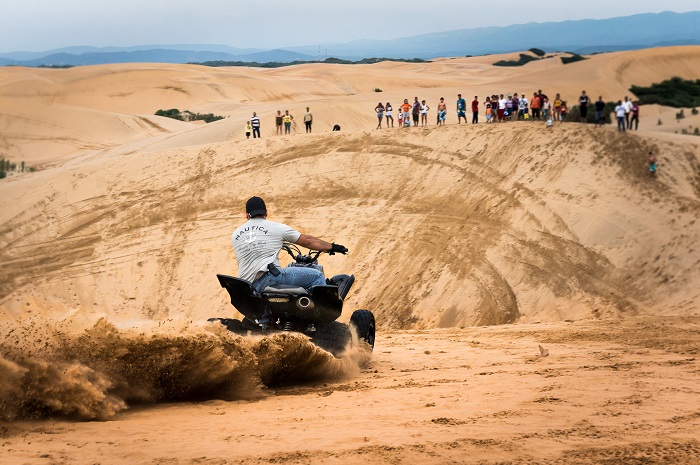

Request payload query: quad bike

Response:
[210,243,375,357]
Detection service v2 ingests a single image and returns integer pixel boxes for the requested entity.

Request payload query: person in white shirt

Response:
[232,197,347,293]
[498,94,507,122]
[614,100,626,132]
[420,100,430,127]
[622,96,634,129]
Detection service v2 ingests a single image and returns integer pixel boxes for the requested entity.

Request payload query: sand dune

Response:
[1,45,699,336]
[1,46,700,463]
[1,121,698,327]
[3,46,700,165]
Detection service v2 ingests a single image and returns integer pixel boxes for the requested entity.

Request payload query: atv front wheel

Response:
[310,321,352,357]
[350,309,375,350]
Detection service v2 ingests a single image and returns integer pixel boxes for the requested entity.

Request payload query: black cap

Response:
[246,196,267,217]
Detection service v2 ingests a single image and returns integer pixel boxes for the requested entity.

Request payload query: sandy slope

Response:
[1,123,698,327]
[1,46,700,463]
[2,47,700,165]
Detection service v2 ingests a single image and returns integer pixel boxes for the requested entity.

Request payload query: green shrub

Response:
[692,108,699,115]
[529,48,546,57]
[155,109,224,123]
[630,77,700,107]
[183,111,224,123]
[192,57,428,68]
[564,102,615,124]
[561,53,586,65]
[373,88,383,92]
[0,157,32,178]
[155,109,184,120]
[676,109,685,120]
[493,53,539,67]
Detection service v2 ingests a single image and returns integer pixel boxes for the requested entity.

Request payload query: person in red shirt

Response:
[471,96,480,124]
[530,92,541,120]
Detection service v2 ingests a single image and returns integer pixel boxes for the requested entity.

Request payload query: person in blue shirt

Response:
[456,94,467,124]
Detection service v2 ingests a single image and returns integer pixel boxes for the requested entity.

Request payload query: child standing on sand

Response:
[485,97,492,123]
[648,151,657,177]
[245,121,251,139]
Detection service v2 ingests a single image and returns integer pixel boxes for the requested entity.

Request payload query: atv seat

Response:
[262,285,308,295]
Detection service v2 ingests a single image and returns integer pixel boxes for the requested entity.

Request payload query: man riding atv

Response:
[232,196,348,294]
[211,196,374,356]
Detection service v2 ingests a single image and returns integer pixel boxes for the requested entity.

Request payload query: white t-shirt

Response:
[622,100,634,113]
[615,105,626,118]
[231,218,301,282]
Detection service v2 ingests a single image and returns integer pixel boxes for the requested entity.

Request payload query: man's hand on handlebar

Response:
[329,243,348,255]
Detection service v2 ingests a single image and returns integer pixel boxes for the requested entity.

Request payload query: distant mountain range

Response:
[1,11,698,67]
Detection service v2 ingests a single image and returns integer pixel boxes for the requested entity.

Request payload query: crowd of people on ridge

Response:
[372,90,642,131]
[243,91,643,139]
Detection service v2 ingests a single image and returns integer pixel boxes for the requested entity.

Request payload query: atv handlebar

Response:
[282,242,346,264]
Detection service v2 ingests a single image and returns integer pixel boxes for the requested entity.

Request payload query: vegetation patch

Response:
[493,53,540,67]
[561,53,586,65]
[630,77,700,107]
[192,57,428,68]
[1,157,35,179]
[529,48,546,57]
[564,102,617,124]
[155,109,224,123]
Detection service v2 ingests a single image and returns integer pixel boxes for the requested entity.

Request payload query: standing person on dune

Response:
[497,94,507,122]
[412,97,421,127]
[437,97,447,125]
[303,107,313,133]
[385,102,394,127]
[283,110,293,135]
[456,94,467,124]
[471,96,479,124]
[275,110,283,135]
[401,99,412,127]
[553,93,563,122]
[615,100,626,132]
[622,96,634,129]
[630,101,640,130]
[375,102,385,129]
[595,96,606,126]
[420,100,430,127]
[579,90,590,123]
[530,92,541,120]
[251,112,261,138]
[484,96,493,123]
[647,150,657,177]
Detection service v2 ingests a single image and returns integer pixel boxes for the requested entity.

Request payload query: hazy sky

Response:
[2,0,699,52]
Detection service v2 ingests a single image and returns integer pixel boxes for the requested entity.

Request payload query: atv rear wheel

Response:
[310,321,352,357]
[350,309,375,351]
